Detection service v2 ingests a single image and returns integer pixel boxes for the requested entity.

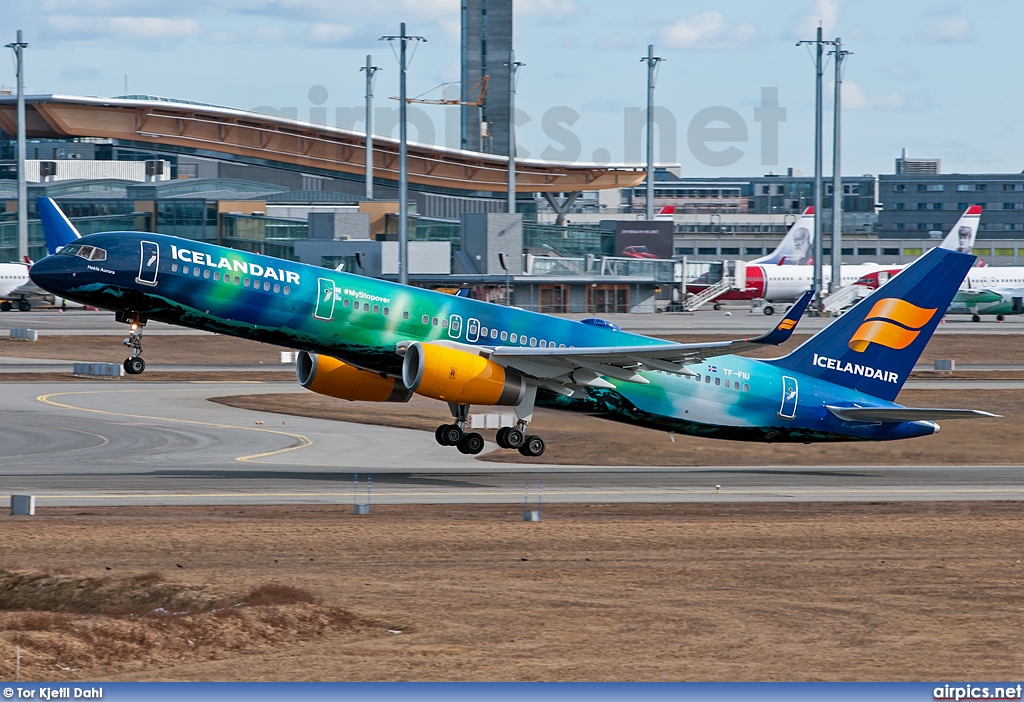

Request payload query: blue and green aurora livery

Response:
[29,198,993,445]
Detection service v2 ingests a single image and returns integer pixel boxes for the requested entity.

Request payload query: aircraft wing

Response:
[826,406,999,423]
[485,290,813,386]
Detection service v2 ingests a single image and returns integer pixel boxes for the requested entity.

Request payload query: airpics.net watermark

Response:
[250,86,787,168]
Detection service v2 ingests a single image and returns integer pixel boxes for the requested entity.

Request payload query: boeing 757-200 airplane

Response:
[29,198,995,457]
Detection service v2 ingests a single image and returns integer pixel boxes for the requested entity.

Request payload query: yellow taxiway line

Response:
[37,389,312,462]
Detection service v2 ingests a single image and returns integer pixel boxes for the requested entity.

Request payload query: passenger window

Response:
[510,333,517,343]
[715,377,721,386]
[244,278,250,287]
[704,376,711,383]
[500,331,508,341]
[490,329,498,339]
[432,317,439,326]
[530,337,537,346]
[183,266,190,275]
[171,263,178,272]
[364,303,370,311]
[403,311,409,320]
[724,379,730,388]
[695,374,701,381]
[273,283,279,293]
[373,305,380,314]
[343,299,350,307]
[234,276,240,284]
[481,327,488,336]
[194,267,200,277]
[264,281,271,291]
[204,270,211,279]
[743,383,750,392]
[540,340,547,348]
[441,319,448,328]
[422,315,429,324]
[283,286,290,295]
[214,272,220,281]
[383,307,389,316]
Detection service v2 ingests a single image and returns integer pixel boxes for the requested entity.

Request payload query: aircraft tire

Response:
[441,424,463,447]
[18,300,30,312]
[0,301,10,312]
[434,425,449,446]
[504,428,525,449]
[997,314,1005,322]
[125,357,146,375]
[519,435,545,457]
[459,432,485,455]
[972,314,981,322]
[763,305,775,316]
[713,303,721,311]
[495,426,510,449]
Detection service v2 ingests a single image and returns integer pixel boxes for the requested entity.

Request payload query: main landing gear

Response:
[433,403,485,455]
[433,393,547,458]
[117,311,148,375]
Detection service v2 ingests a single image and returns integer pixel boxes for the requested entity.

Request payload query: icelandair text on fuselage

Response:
[4,687,102,699]
[170,245,300,285]
[812,352,899,384]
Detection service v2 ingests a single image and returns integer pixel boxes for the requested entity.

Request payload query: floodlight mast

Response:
[796,27,837,314]
[360,55,381,201]
[640,44,664,222]
[6,30,28,262]
[380,23,426,286]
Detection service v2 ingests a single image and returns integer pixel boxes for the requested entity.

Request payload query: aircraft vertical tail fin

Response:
[938,205,981,254]
[751,206,814,265]
[765,247,975,402]
[36,197,81,255]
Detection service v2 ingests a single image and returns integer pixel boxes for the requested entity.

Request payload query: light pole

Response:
[360,55,380,201]
[830,39,851,293]
[380,23,426,286]
[506,50,525,214]
[640,44,664,221]
[797,27,837,313]
[6,30,28,263]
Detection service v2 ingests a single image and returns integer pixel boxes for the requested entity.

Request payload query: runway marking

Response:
[37,389,312,462]
[55,426,110,454]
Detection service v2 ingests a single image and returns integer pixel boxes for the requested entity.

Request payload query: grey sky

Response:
[1,0,1015,177]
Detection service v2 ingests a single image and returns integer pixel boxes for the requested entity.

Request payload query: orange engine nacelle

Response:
[402,342,526,406]
[296,352,412,402]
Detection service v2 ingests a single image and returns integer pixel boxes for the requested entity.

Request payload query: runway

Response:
[2,381,1023,507]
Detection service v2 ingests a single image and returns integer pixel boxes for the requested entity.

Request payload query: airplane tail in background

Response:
[37,197,81,255]
[765,247,975,402]
[751,207,814,265]
[937,205,981,254]
[655,205,675,220]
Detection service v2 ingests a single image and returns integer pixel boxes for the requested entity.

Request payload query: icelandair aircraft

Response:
[30,198,994,457]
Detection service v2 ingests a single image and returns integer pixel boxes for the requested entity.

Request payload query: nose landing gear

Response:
[117,311,148,375]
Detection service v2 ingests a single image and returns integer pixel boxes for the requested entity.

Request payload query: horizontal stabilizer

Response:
[826,405,1000,423]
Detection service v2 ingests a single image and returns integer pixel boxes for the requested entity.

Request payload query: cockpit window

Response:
[63,245,107,262]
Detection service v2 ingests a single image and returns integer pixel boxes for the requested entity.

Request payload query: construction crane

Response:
[394,76,489,106]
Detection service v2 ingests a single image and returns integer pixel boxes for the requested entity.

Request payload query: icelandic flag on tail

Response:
[765,247,975,402]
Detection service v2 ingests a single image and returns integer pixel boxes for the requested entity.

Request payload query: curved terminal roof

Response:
[0,94,647,194]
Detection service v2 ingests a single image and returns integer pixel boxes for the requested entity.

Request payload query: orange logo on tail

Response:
[776,319,797,331]
[849,298,937,352]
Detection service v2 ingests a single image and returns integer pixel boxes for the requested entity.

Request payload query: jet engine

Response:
[402,342,526,406]
[296,351,412,402]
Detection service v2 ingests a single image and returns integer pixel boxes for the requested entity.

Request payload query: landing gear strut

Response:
[117,311,148,375]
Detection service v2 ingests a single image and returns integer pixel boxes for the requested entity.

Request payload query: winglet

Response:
[747,289,813,346]
[36,197,81,255]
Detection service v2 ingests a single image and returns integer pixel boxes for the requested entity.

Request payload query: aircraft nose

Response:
[29,255,71,295]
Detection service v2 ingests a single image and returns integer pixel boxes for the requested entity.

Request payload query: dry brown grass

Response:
[0,569,367,680]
